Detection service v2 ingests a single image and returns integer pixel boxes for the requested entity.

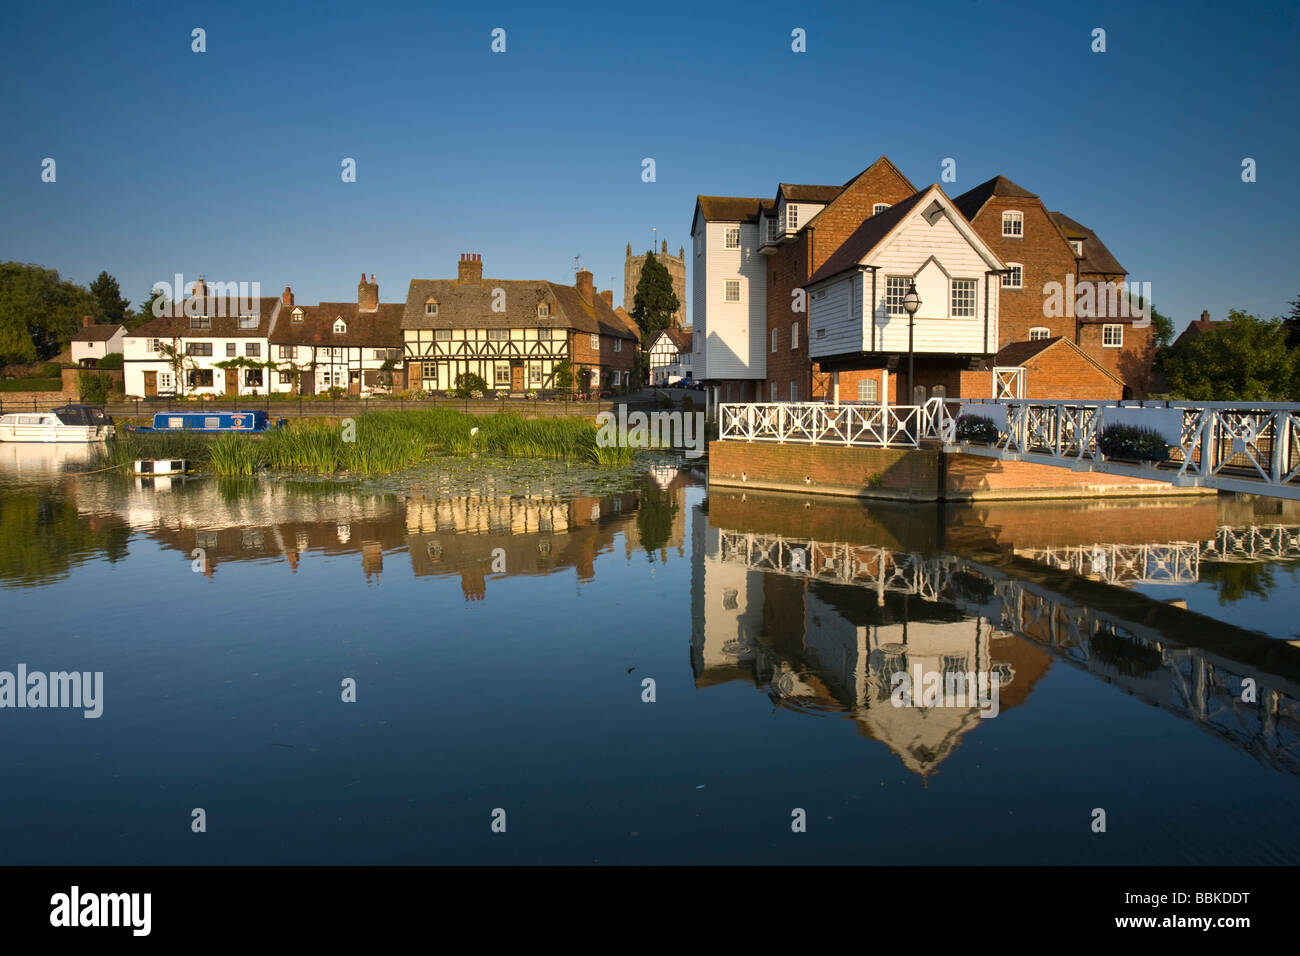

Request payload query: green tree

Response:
[635,473,679,560]
[88,271,130,327]
[630,252,679,343]
[0,262,96,364]
[76,370,113,404]
[1149,304,1175,350]
[553,359,574,392]
[1161,310,1299,401]
[131,285,169,331]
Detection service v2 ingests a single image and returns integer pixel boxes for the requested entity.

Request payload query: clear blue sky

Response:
[1,0,1296,332]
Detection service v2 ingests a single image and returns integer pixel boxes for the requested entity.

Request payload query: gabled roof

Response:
[952,175,1039,221]
[1048,211,1127,276]
[803,189,933,285]
[132,298,281,338]
[995,336,1124,386]
[269,302,405,348]
[694,196,763,224]
[667,328,692,353]
[72,323,124,342]
[402,279,637,340]
[839,155,917,193]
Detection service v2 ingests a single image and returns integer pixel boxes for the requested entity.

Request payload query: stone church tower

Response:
[624,240,687,328]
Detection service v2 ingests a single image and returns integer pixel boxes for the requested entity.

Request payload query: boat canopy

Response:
[51,404,114,427]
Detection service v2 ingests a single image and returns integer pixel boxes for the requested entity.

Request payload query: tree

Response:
[1149,304,1175,350]
[553,359,574,392]
[131,286,169,331]
[630,252,679,343]
[1161,309,1299,400]
[157,340,196,397]
[88,271,130,327]
[0,261,96,364]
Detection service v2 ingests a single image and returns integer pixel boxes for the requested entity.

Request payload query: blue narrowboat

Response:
[126,410,286,433]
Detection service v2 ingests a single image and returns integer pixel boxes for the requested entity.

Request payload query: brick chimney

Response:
[457,253,482,286]
[81,315,94,328]
[599,290,613,307]
[282,285,294,307]
[359,273,378,312]
[1200,309,1211,323]
[575,268,594,305]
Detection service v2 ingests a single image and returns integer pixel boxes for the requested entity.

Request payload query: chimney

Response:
[192,277,206,299]
[599,290,613,307]
[457,253,483,286]
[282,285,294,307]
[1201,309,1211,323]
[575,268,594,305]
[81,315,94,328]
[359,273,378,312]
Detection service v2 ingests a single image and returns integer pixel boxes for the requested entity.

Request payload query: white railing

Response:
[719,399,956,448]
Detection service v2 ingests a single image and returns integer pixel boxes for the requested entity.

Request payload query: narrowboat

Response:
[0,404,115,443]
[126,410,286,433]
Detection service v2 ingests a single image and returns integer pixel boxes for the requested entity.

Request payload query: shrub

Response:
[955,414,999,443]
[97,353,124,370]
[76,371,113,404]
[39,362,62,378]
[1097,424,1170,462]
[453,372,489,399]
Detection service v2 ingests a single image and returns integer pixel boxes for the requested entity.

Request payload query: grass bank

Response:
[97,408,635,476]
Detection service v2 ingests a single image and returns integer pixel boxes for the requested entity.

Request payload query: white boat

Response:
[0,404,115,443]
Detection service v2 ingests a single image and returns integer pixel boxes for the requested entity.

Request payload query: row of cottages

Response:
[400,254,638,394]
[123,277,402,398]
[647,328,693,385]
[690,156,1151,407]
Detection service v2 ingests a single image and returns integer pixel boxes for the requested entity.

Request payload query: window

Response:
[1070,240,1083,256]
[332,347,342,357]
[725,227,740,249]
[1029,327,1050,341]
[537,303,550,317]
[1002,211,1023,237]
[495,365,511,386]
[724,280,741,303]
[237,315,258,330]
[425,299,438,315]
[277,345,293,359]
[613,338,621,352]
[372,349,388,360]
[886,276,910,315]
[421,362,438,379]
[291,308,304,322]
[950,279,977,317]
[1103,324,1123,348]
[147,338,160,353]
[488,329,508,342]
[187,369,213,387]
[873,203,891,215]
[226,342,237,356]
[770,382,777,401]
[612,370,620,386]
[278,371,294,386]
[858,378,879,402]
[590,333,600,350]
[791,323,799,349]
[244,369,263,387]
[529,365,541,385]
[790,381,798,402]
[766,217,779,242]
[189,316,211,330]
[320,369,333,386]
[186,342,213,356]
[159,372,173,391]
[435,329,452,341]
[245,342,261,357]
[785,204,799,230]
[1002,264,1023,289]
[815,327,826,340]
[333,318,347,334]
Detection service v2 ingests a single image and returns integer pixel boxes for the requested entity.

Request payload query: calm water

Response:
[2,443,1299,865]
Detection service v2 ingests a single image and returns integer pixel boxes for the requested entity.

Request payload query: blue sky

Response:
[1,0,1296,332]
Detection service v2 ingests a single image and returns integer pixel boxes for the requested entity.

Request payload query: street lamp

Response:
[902,281,921,404]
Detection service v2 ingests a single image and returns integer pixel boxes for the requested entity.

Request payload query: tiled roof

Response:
[779,183,841,203]
[952,175,1039,221]
[72,323,123,342]
[402,279,636,340]
[1048,211,1127,276]
[131,298,282,338]
[269,302,404,347]
[805,188,932,285]
[995,336,1123,385]
[695,196,763,223]
[667,328,692,352]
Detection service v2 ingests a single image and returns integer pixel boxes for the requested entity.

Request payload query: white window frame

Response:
[1070,240,1083,256]
[278,345,293,359]
[225,342,237,357]
[873,203,891,215]
[766,217,779,242]
[950,279,977,318]
[333,318,347,333]
[425,301,438,315]
[724,279,741,303]
[494,365,511,386]
[1002,211,1024,237]
[1103,324,1124,348]
[771,328,778,353]
[725,227,740,249]
[791,323,799,350]
[1002,264,1023,289]
[589,333,599,350]
[858,378,879,402]
[1029,327,1050,341]
[613,338,621,352]
[885,276,910,316]
[537,303,549,317]
[785,204,799,231]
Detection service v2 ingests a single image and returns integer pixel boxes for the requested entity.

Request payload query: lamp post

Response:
[902,281,921,404]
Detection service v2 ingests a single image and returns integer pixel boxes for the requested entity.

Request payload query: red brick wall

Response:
[1077,319,1154,397]
[570,329,636,389]
[1022,344,1123,400]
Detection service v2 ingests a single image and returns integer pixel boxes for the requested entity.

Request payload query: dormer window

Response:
[291,308,304,322]
[333,317,347,334]
[425,298,438,316]
[1070,240,1083,256]
[237,314,258,330]
[189,315,211,330]
[766,217,779,242]
[537,303,550,318]
[785,204,799,230]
